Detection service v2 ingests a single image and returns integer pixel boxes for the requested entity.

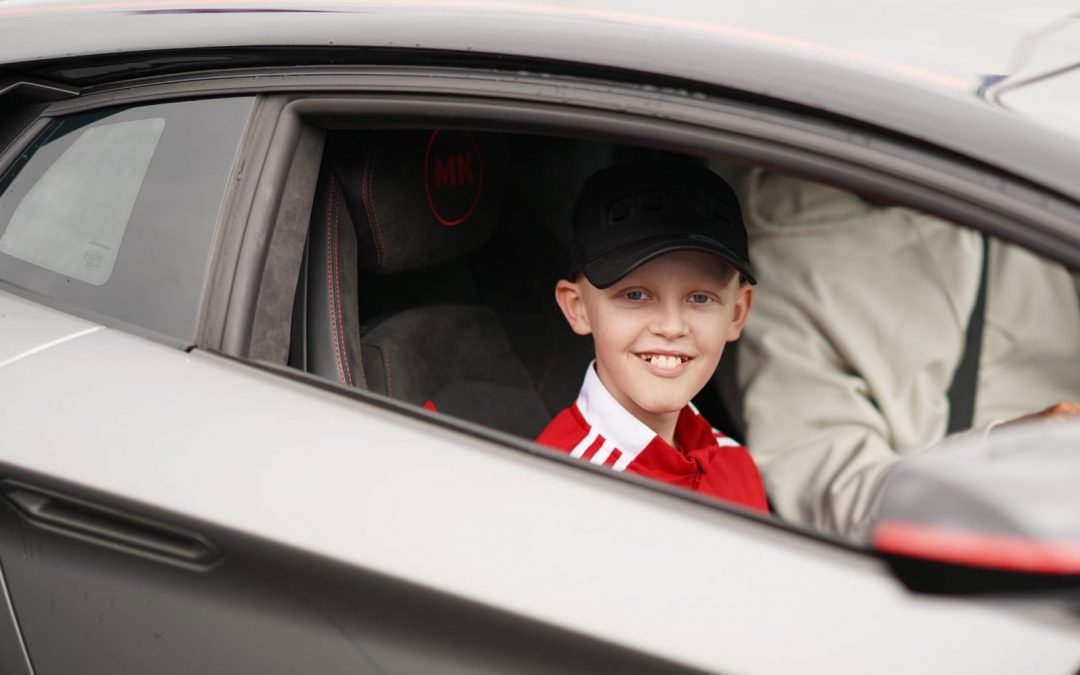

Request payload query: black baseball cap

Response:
[569,161,756,288]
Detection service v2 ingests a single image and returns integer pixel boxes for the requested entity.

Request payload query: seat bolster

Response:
[305,171,366,388]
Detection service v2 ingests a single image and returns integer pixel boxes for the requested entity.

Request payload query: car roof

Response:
[0,0,1075,87]
[2,0,1080,201]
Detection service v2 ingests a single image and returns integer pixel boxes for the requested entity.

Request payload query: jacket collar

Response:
[575,361,659,459]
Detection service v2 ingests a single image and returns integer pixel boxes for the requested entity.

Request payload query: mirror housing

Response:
[872,420,1080,594]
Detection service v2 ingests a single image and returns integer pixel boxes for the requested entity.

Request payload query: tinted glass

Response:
[0,97,254,340]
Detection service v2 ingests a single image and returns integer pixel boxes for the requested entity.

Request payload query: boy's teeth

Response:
[645,355,683,369]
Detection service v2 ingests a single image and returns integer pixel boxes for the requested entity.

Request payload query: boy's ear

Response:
[725,284,754,341]
[555,279,593,336]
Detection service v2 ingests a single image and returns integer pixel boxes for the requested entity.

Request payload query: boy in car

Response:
[536,162,768,513]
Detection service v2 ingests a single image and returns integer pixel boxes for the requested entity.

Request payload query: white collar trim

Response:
[575,361,658,459]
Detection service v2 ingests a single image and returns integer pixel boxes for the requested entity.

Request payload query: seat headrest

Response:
[326,129,507,274]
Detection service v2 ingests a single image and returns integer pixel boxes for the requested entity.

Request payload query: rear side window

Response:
[1,117,165,285]
[0,97,254,340]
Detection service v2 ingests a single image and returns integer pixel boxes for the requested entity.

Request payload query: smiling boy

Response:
[536,162,768,513]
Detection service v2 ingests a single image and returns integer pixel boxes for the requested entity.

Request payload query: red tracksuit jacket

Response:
[536,365,768,514]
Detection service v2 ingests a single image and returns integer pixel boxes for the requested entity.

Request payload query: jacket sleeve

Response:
[729,175,982,540]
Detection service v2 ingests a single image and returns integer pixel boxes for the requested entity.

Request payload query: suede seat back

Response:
[301,129,551,438]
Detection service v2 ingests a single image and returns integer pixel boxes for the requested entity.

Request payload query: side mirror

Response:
[871,420,1080,594]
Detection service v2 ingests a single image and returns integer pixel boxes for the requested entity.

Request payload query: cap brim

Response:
[582,235,757,288]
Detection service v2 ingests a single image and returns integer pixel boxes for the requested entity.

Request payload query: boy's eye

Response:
[689,293,713,305]
[624,290,646,301]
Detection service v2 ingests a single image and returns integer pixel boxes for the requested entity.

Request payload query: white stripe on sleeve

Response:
[611,450,636,472]
[589,439,616,465]
[570,428,600,459]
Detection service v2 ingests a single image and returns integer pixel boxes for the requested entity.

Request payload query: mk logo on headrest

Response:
[424,130,484,227]
[432,152,475,190]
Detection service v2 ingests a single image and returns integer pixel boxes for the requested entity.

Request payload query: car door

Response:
[0,65,1079,675]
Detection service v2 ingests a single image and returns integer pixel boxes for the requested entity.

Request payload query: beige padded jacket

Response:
[730,170,1080,540]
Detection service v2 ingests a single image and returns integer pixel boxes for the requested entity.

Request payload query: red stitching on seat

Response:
[331,179,354,386]
[326,177,348,386]
[362,143,386,270]
[382,345,393,398]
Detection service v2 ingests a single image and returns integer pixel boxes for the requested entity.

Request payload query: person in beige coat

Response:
[728,170,1080,540]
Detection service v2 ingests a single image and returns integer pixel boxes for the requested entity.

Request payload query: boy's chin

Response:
[630,391,694,416]
[625,376,705,414]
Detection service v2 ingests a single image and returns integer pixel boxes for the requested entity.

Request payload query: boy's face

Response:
[556,250,753,421]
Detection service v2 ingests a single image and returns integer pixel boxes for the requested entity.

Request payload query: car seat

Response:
[292,129,551,438]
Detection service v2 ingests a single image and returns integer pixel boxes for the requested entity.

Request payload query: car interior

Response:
[283,127,751,441]
[275,116,1080,450]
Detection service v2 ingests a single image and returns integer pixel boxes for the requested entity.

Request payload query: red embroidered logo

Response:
[432,152,475,189]
[424,130,484,227]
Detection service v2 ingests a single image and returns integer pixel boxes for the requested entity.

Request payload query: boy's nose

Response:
[649,302,688,338]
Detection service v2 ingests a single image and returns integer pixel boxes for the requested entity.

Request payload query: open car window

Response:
[262,115,1080,547]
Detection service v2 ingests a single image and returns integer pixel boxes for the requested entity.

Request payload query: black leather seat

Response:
[292,129,551,438]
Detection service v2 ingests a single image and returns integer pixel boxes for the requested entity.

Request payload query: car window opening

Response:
[278,123,1080,541]
[288,129,724,436]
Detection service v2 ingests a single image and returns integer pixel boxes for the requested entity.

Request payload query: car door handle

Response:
[1,482,220,569]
